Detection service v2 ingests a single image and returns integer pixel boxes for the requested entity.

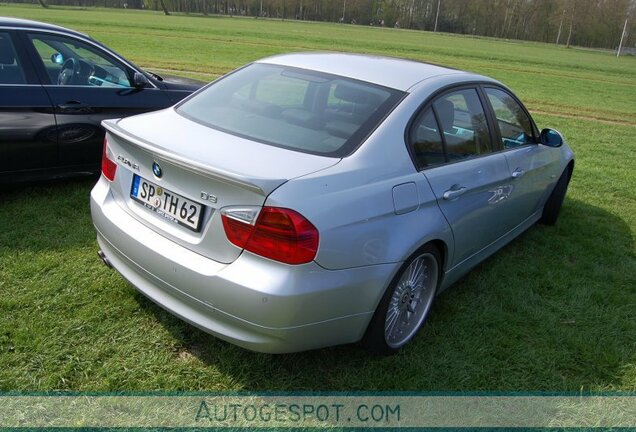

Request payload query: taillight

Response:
[101,136,117,182]
[221,206,319,265]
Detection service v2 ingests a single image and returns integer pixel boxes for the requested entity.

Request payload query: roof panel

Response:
[258,52,468,91]
[0,17,88,38]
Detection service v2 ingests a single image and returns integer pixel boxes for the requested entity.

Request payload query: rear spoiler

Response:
[102,119,286,196]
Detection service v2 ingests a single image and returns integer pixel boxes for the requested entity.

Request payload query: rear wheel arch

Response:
[362,240,443,353]
[428,239,447,275]
[381,238,446,303]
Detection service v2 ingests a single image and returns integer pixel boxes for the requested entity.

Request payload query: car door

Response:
[21,31,171,170]
[409,87,512,267]
[482,86,563,230]
[0,30,57,177]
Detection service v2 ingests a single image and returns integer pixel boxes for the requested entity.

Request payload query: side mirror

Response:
[133,72,151,88]
[51,53,64,65]
[540,128,564,147]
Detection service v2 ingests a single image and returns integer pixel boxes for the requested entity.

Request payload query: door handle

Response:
[512,168,526,179]
[57,101,89,111]
[443,185,467,200]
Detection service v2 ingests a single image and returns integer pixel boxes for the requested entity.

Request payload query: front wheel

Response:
[363,245,440,354]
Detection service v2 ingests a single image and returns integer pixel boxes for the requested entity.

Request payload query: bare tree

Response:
[556,8,565,44]
[433,0,440,31]
[37,0,49,7]
[159,0,171,15]
[565,0,574,48]
[617,16,628,56]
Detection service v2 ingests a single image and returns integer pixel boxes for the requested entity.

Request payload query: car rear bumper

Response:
[90,177,394,353]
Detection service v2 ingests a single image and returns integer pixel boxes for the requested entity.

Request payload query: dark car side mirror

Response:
[540,128,564,147]
[133,72,151,88]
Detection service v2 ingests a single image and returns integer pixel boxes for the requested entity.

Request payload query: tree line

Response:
[9,0,636,50]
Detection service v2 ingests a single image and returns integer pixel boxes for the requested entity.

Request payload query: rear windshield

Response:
[176,63,405,157]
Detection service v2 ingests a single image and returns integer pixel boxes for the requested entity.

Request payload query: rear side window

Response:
[409,108,445,169]
[484,87,535,148]
[409,88,493,168]
[177,63,405,157]
[433,89,492,160]
[0,32,26,84]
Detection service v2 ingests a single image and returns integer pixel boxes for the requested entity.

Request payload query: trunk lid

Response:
[103,108,339,264]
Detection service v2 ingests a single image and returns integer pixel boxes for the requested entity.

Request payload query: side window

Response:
[432,88,492,161]
[0,32,27,84]
[28,33,131,87]
[485,87,535,148]
[409,108,445,168]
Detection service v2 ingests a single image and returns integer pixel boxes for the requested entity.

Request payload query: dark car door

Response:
[20,31,172,171]
[0,30,57,179]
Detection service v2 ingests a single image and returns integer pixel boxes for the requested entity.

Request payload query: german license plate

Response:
[130,175,203,232]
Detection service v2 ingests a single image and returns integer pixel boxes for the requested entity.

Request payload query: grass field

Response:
[0,3,635,392]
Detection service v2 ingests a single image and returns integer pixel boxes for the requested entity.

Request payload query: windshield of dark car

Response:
[176,63,405,157]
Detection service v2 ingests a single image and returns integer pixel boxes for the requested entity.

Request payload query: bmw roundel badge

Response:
[152,161,163,178]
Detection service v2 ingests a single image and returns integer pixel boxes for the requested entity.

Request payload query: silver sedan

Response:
[90,53,574,353]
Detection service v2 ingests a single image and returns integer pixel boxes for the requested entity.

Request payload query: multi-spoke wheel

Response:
[363,244,440,354]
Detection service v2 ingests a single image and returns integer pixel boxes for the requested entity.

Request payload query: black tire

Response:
[362,244,441,355]
[540,165,572,226]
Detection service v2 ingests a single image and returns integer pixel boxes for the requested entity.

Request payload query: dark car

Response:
[0,17,204,183]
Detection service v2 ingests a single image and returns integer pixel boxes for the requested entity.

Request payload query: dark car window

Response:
[177,63,405,157]
[0,32,27,84]
[432,88,492,161]
[28,33,131,87]
[485,87,535,149]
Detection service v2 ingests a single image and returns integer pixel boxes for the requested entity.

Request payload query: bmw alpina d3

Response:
[91,53,574,353]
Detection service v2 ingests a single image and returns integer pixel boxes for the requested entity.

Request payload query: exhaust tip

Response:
[97,250,113,269]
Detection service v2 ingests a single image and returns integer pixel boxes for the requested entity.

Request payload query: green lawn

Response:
[0,4,635,392]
